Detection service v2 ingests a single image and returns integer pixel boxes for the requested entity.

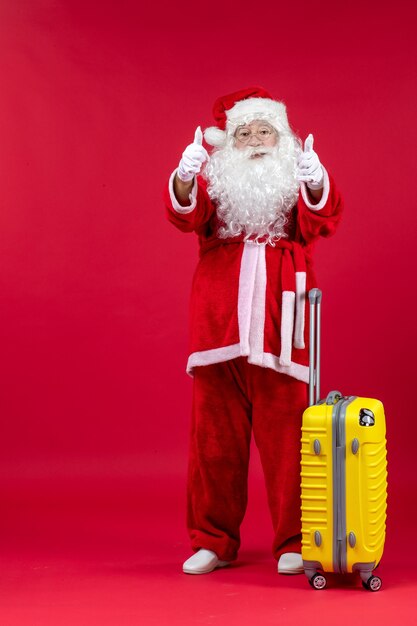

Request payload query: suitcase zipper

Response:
[333,396,355,574]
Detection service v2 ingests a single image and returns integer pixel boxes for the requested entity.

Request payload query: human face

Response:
[234,120,278,155]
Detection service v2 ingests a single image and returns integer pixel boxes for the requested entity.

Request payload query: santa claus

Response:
[164,87,342,575]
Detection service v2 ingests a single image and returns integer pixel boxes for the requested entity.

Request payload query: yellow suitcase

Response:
[300,290,387,591]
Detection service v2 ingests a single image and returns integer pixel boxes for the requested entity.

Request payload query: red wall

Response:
[0,0,415,534]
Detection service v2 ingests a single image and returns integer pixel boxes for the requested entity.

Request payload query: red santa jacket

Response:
[164,168,343,383]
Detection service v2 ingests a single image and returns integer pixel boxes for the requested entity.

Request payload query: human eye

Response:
[237,129,250,139]
[259,128,271,137]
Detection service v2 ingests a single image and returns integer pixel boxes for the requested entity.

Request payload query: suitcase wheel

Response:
[362,575,382,592]
[309,573,327,590]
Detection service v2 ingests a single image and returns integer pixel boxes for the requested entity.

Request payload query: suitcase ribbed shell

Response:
[301,403,334,571]
[345,398,387,572]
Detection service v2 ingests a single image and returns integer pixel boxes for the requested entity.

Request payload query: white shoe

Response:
[277,552,304,575]
[182,549,230,575]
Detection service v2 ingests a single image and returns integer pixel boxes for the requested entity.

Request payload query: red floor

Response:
[1,471,416,626]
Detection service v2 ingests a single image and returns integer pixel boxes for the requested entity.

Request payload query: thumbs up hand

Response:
[177,126,209,182]
[296,134,324,189]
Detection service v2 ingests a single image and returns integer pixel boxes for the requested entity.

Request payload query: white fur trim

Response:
[186,344,243,374]
[226,98,290,134]
[187,346,309,383]
[238,242,260,354]
[279,291,295,367]
[300,166,330,211]
[261,353,309,383]
[294,272,306,349]
[237,242,267,364]
[248,243,267,362]
[168,169,198,214]
[204,127,227,147]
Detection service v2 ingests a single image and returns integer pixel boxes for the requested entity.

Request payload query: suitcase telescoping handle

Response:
[308,288,322,407]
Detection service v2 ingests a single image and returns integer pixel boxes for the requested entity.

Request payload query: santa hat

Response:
[204,86,291,148]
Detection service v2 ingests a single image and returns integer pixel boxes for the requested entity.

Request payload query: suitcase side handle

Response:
[325,390,342,405]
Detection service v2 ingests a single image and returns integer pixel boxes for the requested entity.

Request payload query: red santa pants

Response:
[187,357,307,562]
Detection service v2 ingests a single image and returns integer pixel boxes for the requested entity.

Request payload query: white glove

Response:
[177,126,209,183]
[297,134,324,190]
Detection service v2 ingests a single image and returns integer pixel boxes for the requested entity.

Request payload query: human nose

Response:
[247,133,262,146]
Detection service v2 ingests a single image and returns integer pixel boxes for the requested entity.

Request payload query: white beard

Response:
[204,134,301,245]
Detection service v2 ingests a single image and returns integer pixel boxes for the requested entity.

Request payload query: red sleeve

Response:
[163,174,216,234]
[294,173,343,244]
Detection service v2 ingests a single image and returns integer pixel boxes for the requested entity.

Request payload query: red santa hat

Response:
[204,86,291,148]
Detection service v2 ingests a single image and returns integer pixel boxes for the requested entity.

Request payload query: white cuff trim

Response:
[300,166,330,211]
[168,169,198,214]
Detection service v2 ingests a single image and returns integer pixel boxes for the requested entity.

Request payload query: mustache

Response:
[242,145,276,159]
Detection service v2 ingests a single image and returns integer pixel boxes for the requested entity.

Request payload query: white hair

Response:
[204,131,301,245]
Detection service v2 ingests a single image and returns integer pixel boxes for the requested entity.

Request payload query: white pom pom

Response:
[204,127,227,147]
